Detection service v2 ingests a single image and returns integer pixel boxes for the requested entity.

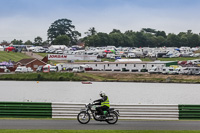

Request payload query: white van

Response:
[15,67,28,73]
[126,52,136,58]
[72,66,85,73]
[149,67,162,74]
[27,67,33,72]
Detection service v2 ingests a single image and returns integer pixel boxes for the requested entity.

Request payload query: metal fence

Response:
[0,102,52,118]
[1,102,199,120]
[52,102,179,120]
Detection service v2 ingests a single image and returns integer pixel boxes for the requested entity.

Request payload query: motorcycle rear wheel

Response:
[106,112,118,124]
[77,111,91,124]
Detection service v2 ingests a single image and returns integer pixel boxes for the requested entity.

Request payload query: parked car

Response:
[38,48,46,53]
[54,50,63,54]
[0,66,10,73]
[46,49,55,53]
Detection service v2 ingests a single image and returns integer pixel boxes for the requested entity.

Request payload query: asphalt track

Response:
[0,119,200,130]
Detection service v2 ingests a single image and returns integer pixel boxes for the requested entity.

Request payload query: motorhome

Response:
[106,53,115,59]
[149,67,162,74]
[179,67,189,75]
[162,67,175,75]
[187,67,200,75]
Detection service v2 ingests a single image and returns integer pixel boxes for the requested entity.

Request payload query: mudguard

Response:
[109,109,120,116]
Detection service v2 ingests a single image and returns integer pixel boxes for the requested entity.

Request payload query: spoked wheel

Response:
[77,111,91,124]
[106,112,118,124]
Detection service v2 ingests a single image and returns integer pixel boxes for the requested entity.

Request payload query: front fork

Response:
[80,109,89,119]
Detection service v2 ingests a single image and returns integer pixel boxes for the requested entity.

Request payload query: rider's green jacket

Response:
[101,96,110,107]
[94,96,110,107]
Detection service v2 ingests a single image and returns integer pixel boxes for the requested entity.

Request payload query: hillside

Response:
[0,51,31,62]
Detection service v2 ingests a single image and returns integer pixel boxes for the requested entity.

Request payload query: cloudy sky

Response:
[0,0,200,42]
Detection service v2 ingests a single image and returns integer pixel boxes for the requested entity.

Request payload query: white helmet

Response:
[99,91,106,97]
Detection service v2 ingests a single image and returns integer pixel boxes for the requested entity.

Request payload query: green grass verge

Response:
[0,130,200,133]
[0,51,30,62]
[0,72,82,81]
[141,57,200,61]
[1,72,200,83]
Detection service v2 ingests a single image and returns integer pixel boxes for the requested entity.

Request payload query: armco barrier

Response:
[1,102,200,120]
[0,102,52,118]
[52,102,179,120]
[179,105,200,120]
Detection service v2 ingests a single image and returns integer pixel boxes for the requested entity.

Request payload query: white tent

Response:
[49,45,67,50]
[0,46,4,51]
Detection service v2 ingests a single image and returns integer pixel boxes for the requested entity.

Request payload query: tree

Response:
[166,33,180,47]
[109,29,121,34]
[84,33,110,47]
[1,40,9,45]
[134,32,147,47]
[24,40,33,45]
[85,27,97,36]
[109,32,124,47]
[52,35,70,46]
[156,36,166,47]
[189,34,200,47]
[141,28,156,34]
[42,40,50,46]
[47,18,81,44]
[156,31,167,38]
[11,39,23,45]
[34,36,43,46]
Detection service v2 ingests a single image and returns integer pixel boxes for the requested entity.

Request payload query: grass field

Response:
[37,53,48,57]
[0,130,200,133]
[1,72,200,83]
[0,51,30,62]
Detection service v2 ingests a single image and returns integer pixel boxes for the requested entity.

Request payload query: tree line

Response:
[1,18,200,48]
[82,28,200,48]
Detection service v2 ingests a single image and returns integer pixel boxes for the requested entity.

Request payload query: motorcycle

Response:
[77,102,120,124]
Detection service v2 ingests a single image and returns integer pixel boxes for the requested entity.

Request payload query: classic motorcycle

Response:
[77,102,119,124]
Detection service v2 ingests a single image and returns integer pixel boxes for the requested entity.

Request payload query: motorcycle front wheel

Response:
[77,111,91,124]
[106,112,118,124]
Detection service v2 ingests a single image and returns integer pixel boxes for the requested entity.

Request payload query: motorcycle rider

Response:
[93,91,110,118]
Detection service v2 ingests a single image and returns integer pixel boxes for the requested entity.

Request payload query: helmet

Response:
[99,91,106,97]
